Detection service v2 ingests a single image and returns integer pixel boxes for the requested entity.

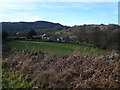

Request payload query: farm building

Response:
[53,37,69,43]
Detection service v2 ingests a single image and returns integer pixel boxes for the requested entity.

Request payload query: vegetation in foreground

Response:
[2,69,29,88]
[2,49,120,88]
[2,23,120,88]
[5,40,108,57]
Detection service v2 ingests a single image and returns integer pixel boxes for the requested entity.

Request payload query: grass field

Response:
[6,40,108,57]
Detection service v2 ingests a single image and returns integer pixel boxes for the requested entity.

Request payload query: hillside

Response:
[2,21,64,32]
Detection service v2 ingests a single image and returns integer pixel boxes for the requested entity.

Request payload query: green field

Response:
[6,40,108,57]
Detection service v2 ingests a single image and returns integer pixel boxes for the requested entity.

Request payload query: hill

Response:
[2,21,64,32]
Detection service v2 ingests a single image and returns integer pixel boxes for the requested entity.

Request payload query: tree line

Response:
[76,25,120,52]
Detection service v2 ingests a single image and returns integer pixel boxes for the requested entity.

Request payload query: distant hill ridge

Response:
[2,21,63,32]
[2,20,119,32]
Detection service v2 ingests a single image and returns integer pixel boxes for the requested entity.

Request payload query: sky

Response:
[0,0,119,26]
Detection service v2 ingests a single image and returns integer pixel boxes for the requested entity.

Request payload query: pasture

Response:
[6,40,108,57]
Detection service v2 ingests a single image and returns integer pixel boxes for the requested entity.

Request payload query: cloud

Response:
[0,0,119,2]
[0,2,92,12]
[113,9,118,14]
[0,2,36,11]
[0,0,117,25]
[0,0,118,12]
[0,12,43,22]
[34,2,92,10]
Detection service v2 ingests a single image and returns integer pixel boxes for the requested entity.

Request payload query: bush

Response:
[2,50,120,88]
[77,25,120,51]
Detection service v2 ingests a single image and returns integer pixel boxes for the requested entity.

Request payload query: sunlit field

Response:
[6,40,108,57]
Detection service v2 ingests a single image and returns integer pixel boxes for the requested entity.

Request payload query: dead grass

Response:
[3,50,120,88]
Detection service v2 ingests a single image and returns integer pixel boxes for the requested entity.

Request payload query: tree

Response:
[27,29,36,38]
[2,31,9,40]
[77,27,87,43]
[86,27,102,47]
